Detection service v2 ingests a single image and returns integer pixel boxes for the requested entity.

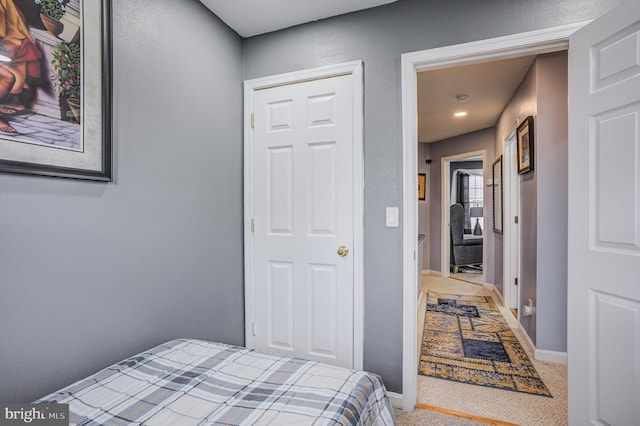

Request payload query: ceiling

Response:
[199,0,398,37]
[198,0,534,144]
[418,56,536,143]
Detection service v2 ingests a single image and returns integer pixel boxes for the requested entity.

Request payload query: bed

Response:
[35,338,396,425]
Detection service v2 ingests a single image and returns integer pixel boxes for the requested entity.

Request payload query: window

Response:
[469,175,484,230]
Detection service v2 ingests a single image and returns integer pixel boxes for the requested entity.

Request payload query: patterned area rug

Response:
[419,291,552,397]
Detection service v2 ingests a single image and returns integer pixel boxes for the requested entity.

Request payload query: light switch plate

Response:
[386,207,399,227]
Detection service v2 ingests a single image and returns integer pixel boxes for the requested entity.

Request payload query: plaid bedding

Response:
[36,339,396,425]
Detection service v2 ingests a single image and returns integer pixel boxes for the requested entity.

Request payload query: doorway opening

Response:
[440,151,486,286]
[401,22,586,411]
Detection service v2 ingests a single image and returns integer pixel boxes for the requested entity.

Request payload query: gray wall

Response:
[427,128,495,283]
[243,0,619,393]
[535,52,569,352]
[493,52,569,351]
[495,61,538,339]
[0,0,244,402]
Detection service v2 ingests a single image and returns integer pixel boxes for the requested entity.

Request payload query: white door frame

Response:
[244,61,364,370]
[440,150,487,281]
[400,23,588,411]
[503,130,520,312]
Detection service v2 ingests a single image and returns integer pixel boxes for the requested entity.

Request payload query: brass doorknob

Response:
[337,246,349,257]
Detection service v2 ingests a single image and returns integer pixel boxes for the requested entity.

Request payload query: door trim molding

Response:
[243,60,364,370]
[401,22,589,412]
[503,129,520,312]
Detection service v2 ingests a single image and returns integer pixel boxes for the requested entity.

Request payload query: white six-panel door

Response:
[568,2,640,424]
[248,72,356,368]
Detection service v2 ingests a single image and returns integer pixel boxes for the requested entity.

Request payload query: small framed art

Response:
[418,173,426,200]
[517,116,534,174]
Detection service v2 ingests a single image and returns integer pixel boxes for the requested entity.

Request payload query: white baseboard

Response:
[516,322,568,364]
[490,286,504,305]
[423,269,441,276]
[387,391,403,409]
[517,322,536,354]
[535,348,568,364]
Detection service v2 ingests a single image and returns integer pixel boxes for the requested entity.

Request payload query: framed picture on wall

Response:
[418,173,426,200]
[0,0,112,181]
[492,155,503,233]
[517,116,534,174]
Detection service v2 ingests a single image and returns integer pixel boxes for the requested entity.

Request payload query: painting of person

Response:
[0,0,42,133]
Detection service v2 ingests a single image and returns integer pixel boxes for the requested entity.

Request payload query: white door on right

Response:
[568,1,640,424]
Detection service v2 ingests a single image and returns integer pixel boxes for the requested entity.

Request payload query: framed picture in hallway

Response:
[418,173,426,200]
[0,0,112,181]
[517,116,534,174]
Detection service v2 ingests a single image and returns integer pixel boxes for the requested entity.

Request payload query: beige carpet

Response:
[416,275,568,426]
[394,407,485,425]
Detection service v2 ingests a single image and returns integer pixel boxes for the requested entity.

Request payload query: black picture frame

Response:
[418,173,426,200]
[492,155,503,234]
[517,116,534,175]
[0,0,112,181]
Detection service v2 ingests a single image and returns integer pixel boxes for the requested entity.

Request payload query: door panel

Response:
[267,261,294,351]
[593,106,640,251]
[309,142,337,235]
[308,263,338,358]
[591,23,640,91]
[268,146,293,234]
[308,93,336,127]
[568,2,640,424]
[590,291,640,426]
[251,74,354,368]
[268,100,293,131]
